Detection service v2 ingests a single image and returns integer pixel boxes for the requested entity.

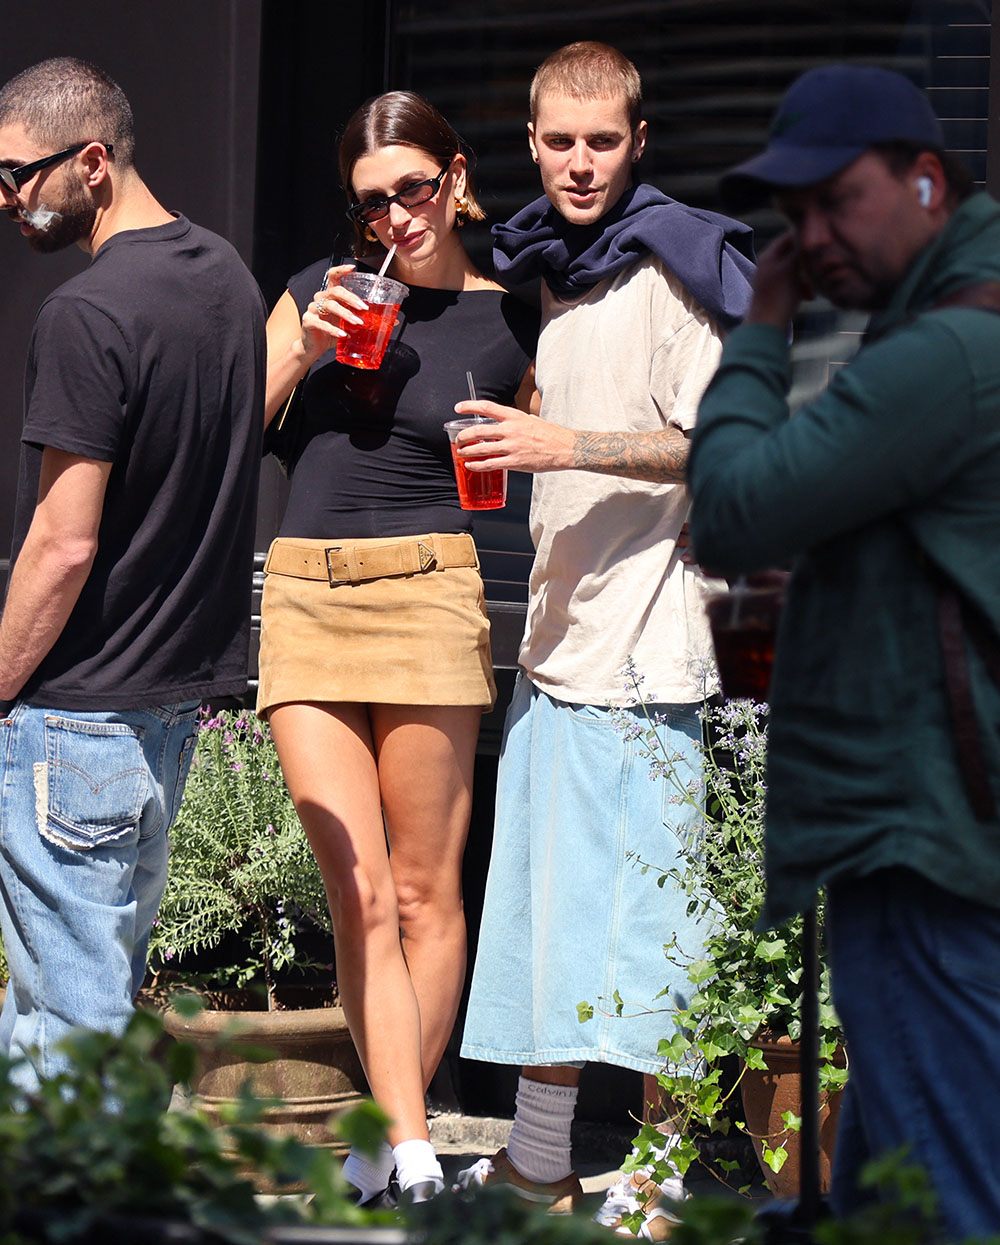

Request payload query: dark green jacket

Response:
[689,192,1000,924]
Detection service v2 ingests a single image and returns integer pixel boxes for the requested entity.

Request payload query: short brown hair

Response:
[0,57,134,167]
[530,42,642,133]
[871,140,975,204]
[338,90,485,257]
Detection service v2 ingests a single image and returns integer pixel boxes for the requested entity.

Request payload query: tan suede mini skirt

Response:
[256,534,496,716]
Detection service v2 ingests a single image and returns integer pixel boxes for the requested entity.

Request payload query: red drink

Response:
[450,442,506,510]
[335,301,401,370]
[333,271,408,370]
[706,583,784,701]
[708,620,776,701]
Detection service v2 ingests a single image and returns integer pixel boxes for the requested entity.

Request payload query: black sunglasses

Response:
[0,140,114,194]
[346,166,450,226]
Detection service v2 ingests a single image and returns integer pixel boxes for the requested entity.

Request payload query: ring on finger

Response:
[315,297,327,315]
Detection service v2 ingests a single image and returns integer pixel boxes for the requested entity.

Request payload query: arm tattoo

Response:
[570,429,690,482]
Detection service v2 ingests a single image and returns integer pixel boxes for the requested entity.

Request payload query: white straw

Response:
[377,243,397,277]
[466,371,477,402]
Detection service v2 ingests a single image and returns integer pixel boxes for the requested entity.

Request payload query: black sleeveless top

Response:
[279,258,539,539]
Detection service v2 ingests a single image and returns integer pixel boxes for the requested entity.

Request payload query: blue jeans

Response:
[826,867,1000,1241]
[0,701,199,1082]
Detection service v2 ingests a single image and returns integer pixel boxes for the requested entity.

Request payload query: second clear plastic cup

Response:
[444,418,507,510]
[335,271,408,370]
[706,580,785,701]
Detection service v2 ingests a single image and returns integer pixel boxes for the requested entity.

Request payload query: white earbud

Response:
[917,176,933,208]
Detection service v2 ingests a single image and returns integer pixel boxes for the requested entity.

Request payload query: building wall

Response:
[0,0,263,575]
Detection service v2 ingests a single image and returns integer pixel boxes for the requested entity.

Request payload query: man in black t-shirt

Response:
[0,57,265,1082]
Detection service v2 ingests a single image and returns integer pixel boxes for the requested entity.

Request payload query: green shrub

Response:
[149,710,333,1005]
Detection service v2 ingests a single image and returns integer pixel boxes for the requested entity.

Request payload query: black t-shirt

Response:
[10,215,267,710]
[279,259,539,539]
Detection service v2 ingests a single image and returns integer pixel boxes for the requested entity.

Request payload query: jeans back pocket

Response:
[38,716,149,852]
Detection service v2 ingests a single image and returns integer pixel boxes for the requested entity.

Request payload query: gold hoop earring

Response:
[364,226,379,244]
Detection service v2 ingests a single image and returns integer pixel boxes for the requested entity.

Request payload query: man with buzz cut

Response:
[689,64,1000,1239]
[451,42,753,1235]
[0,57,265,1085]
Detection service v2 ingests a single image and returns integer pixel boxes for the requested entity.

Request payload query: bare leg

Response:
[372,703,481,1089]
[269,701,427,1145]
[523,1065,582,1088]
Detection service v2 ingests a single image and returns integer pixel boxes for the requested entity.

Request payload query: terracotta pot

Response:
[163,995,367,1158]
[739,1031,845,1198]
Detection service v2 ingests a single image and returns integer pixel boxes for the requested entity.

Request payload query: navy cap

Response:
[720,64,945,210]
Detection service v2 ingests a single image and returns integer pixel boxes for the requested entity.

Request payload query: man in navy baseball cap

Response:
[689,63,1000,1241]
[721,64,946,210]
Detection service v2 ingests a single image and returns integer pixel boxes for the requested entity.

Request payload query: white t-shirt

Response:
[520,254,723,705]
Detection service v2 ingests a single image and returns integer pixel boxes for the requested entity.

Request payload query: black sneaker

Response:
[398,1177,445,1205]
[358,1172,400,1210]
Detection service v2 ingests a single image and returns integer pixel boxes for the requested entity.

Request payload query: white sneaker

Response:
[453,1155,494,1191]
[594,1151,685,1239]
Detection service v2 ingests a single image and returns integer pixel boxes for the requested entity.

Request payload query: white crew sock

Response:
[505,1074,579,1184]
[392,1138,444,1195]
[342,1140,394,1199]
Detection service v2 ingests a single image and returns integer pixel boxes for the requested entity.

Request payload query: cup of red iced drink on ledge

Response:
[335,271,408,370]
[444,418,507,510]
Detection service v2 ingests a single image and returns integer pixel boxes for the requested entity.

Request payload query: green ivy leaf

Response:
[763,1143,789,1173]
[754,937,787,962]
[576,1001,594,1023]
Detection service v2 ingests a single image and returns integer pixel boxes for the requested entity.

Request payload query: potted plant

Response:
[147,709,367,1156]
[0,1005,395,1244]
[589,668,846,1202]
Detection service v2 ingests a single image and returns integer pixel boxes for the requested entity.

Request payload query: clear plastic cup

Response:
[335,272,408,370]
[444,418,507,510]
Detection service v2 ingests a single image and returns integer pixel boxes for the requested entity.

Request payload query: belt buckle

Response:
[417,541,437,572]
[324,546,344,588]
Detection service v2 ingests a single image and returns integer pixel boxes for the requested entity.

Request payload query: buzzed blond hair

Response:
[529,42,642,133]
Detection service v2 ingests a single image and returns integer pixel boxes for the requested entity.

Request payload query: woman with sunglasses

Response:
[258,91,537,1204]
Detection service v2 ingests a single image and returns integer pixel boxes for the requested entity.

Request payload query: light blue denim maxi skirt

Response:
[461,673,708,1075]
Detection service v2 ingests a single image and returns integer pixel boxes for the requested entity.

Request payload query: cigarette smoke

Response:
[21,202,62,231]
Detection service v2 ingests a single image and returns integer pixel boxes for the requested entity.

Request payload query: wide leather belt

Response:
[264,535,478,587]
